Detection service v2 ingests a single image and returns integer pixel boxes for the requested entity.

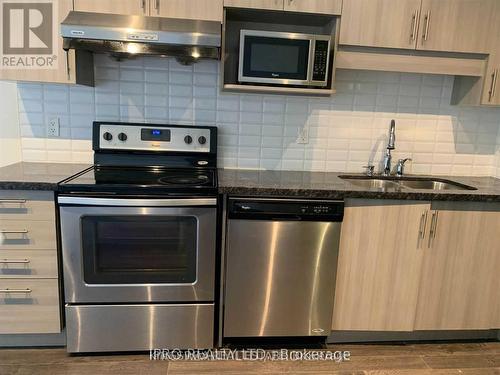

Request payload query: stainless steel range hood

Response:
[61,11,221,63]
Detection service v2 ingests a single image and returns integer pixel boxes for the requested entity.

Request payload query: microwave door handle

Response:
[307,38,315,83]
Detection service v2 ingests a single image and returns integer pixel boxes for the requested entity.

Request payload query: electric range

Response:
[58,121,218,353]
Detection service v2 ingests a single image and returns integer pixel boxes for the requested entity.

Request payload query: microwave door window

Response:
[81,216,198,284]
[243,36,309,81]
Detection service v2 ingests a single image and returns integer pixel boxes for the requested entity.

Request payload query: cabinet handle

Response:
[0,199,26,204]
[419,210,428,239]
[0,229,28,234]
[154,0,160,14]
[428,211,438,247]
[140,0,146,13]
[422,11,431,42]
[0,259,30,264]
[489,69,498,102]
[0,288,32,294]
[410,10,419,41]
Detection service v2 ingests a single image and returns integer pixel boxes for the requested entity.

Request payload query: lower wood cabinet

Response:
[333,198,500,332]
[414,201,500,330]
[0,191,61,335]
[332,199,430,331]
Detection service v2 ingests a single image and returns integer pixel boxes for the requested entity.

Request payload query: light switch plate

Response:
[47,117,60,137]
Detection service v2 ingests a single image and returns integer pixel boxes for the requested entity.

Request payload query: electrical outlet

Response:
[296,127,309,144]
[47,117,60,137]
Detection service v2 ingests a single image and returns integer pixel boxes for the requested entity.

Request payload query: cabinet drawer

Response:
[0,221,56,250]
[0,279,61,334]
[0,192,55,221]
[0,250,58,278]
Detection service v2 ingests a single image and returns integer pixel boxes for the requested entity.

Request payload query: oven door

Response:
[59,197,216,303]
[238,30,312,86]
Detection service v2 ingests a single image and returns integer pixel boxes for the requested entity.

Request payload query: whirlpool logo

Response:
[0,0,58,69]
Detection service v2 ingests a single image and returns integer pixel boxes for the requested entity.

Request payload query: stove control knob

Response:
[103,132,113,141]
[118,132,127,142]
[198,136,207,145]
[184,135,193,144]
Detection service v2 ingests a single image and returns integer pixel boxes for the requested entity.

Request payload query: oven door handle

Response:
[57,197,217,207]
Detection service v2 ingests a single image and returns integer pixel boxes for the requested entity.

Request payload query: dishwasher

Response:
[223,197,344,338]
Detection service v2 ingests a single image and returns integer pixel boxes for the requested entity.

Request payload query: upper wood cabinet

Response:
[340,0,421,49]
[332,199,430,331]
[481,53,500,106]
[414,202,500,330]
[73,0,147,15]
[0,0,77,84]
[340,0,496,54]
[283,0,342,15]
[417,0,495,54]
[75,0,223,21]
[224,0,341,14]
[224,0,284,10]
[153,0,223,21]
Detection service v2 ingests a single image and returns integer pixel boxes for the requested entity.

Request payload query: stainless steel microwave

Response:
[238,30,331,87]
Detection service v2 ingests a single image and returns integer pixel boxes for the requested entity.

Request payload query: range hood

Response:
[61,11,221,63]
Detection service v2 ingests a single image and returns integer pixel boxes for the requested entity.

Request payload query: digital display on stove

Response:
[141,128,171,142]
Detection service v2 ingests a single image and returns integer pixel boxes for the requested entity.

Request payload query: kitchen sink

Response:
[339,175,477,191]
[397,179,476,191]
[344,178,401,190]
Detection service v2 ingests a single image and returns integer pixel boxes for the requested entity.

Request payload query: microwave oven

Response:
[238,29,331,87]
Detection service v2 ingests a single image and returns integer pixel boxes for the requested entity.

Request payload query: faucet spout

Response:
[383,120,396,176]
[387,119,396,150]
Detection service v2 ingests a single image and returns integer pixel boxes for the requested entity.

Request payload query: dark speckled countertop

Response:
[218,169,500,202]
[1,163,500,202]
[0,162,91,190]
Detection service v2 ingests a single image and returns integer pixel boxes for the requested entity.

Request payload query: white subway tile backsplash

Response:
[13,54,500,176]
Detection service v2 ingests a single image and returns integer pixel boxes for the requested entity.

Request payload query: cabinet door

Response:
[0,0,75,84]
[482,56,500,106]
[492,239,500,329]
[481,4,500,106]
[339,0,422,49]
[73,0,147,15]
[223,0,284,10]
[154,0,223,21]
[332,199,430,331]
[414,202,500,330]
[284,0,342,15]
[417,0,495,53]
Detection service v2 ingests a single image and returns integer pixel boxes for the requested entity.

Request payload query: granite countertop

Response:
[218,169,500,202]
[0,162,91,191]
[1,162,500,202]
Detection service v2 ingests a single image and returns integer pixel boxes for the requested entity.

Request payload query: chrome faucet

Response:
[396,158,412,177]
[382,120,396,176]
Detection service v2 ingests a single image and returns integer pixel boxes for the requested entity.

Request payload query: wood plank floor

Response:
[0,342,498,374]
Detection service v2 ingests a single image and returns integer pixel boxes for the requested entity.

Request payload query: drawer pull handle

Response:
[0,288,32,294]
[0,230,29,234]
[0,259,30,264]
[0,199,26,204]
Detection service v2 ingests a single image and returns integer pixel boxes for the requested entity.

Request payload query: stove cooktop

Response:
[58,166,217,196]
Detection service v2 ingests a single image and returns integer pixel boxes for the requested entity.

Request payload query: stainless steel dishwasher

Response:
[223,198,344,338]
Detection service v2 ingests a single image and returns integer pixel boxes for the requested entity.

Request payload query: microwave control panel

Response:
[312,40,329,82]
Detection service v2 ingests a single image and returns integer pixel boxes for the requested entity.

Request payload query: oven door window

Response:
[81,216,197,284]
[242,35,310,80]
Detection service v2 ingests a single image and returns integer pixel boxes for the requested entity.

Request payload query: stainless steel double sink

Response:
[339,175,477,191]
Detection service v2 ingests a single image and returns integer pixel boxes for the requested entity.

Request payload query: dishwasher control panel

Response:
[228,198,344,221]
